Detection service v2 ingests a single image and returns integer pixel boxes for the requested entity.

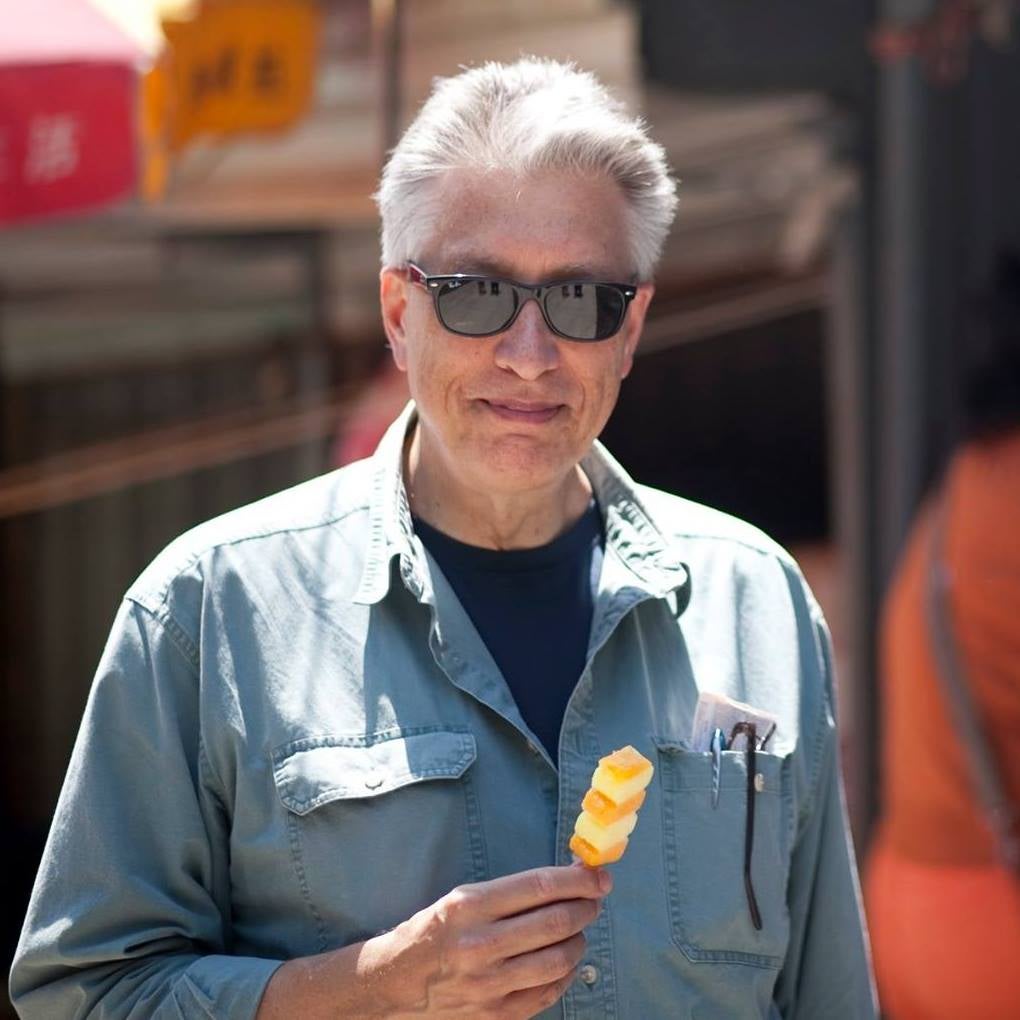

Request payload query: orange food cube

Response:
[599,745,653,780]
[581,787,647,826]
[569,833,627,867]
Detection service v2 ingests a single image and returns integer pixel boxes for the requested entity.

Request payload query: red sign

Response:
[0,62,138,225]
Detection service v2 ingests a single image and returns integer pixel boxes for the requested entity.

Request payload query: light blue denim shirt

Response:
[10,404,877,1019]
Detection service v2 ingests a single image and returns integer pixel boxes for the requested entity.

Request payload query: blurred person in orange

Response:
[865,252,1020,1019]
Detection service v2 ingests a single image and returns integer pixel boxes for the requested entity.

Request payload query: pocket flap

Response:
[652,737,787,794]
[272,728,477,815]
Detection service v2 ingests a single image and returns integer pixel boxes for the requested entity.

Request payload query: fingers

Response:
[497,930,588,992]
[479,896,600,961]
[417,866,609,1017]
[453,865,611,923]
[498,957,580,1018]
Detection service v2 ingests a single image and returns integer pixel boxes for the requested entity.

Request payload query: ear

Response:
[380,268,410,371]
[620,283,654,379]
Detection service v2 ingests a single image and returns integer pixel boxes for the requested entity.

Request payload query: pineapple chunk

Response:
[599,745,652,778]
[574,808,638,852]
[590,751,654,805]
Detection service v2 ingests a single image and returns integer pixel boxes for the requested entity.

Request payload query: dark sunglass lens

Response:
[436,279,516,336]
[545,283,625,340]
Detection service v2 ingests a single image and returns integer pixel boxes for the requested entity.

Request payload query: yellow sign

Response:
[161,0,320,151]
[140,60,172,200]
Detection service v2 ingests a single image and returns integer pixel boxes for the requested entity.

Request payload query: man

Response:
[11,58,876,1018]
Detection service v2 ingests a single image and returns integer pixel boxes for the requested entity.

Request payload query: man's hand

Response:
[256,863,611,1019]
[384,862,611,1016]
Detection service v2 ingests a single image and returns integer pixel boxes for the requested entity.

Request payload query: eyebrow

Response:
[434,254,620,282]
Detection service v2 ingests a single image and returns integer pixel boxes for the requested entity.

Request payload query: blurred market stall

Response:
[0,0,321,224]
[0,0,158,223]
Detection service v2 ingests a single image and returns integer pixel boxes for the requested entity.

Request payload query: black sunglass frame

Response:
[406,262,638,342]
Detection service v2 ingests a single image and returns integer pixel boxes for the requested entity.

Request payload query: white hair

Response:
[375,57,678,281]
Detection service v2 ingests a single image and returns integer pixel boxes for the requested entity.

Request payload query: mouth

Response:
[480,398,563,424]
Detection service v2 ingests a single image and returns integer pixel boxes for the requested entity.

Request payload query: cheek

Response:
[575,348,628,409]
[401,316,446,383]
[403,330,477,410]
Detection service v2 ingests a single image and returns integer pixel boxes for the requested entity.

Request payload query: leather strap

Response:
[925,491,1020,875]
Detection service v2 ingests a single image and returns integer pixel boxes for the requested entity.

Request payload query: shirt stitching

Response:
[132,502,373,612]
[798,619,838,825]
[124,599,232,809]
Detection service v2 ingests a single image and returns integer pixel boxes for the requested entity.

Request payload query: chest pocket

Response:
[272,727,487,951]
[654,739,793,969]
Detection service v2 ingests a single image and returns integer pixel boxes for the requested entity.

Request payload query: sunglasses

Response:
[406,262,638,342]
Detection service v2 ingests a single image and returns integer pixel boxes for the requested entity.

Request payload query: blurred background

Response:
[2,1,1018,1014]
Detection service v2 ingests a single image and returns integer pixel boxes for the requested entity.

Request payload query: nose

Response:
[492,298,560,380]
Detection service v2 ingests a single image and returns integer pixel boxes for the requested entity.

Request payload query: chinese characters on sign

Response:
[24,114,81,185]
[0,64,136,225]
[162,0,319,150]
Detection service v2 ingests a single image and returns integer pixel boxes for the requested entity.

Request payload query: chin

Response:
[469,438,578,491]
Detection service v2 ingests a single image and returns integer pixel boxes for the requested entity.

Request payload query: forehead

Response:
[418,168,634,280]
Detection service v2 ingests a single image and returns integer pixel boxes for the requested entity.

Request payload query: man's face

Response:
[380,168,653,501]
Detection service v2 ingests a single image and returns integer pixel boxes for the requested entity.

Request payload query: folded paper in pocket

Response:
[691,691,778,751]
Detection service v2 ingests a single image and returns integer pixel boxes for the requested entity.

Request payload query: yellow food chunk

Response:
[599,745,651,778]
[574,808,638,852]
[590,750,654,805]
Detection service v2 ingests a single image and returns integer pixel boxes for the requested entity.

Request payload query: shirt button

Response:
[578,963,599,986]
[754,772,765,793]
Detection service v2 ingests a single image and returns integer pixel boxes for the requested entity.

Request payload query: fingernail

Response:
[598,869,612,894]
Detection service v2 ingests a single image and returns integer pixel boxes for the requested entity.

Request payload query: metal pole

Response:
[828,194,878,851]
[372,0,404,163]
[877,0,934,586]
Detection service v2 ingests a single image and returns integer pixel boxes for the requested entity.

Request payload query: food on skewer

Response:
[569,745,654,866]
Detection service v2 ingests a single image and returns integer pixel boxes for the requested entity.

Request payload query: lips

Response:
[480,398,563,423]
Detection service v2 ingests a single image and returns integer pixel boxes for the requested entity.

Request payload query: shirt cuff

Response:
[174,954,285,1020]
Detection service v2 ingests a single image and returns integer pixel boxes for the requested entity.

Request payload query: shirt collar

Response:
[353,401,690,609]
[352,401,419,605]
[581,442,690,607]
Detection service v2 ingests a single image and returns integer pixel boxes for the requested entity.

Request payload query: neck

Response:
[403,426,593,550]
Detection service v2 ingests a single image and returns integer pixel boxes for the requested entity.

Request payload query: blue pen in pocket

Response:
[710,727,726,808]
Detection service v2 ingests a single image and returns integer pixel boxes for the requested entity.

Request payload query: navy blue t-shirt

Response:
[414,501,604,762]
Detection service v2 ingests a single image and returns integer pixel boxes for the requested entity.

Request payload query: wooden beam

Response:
[638,272,828,356]
[0,393,353,519]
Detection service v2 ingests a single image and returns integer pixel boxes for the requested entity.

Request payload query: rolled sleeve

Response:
[9,599,283,1019]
